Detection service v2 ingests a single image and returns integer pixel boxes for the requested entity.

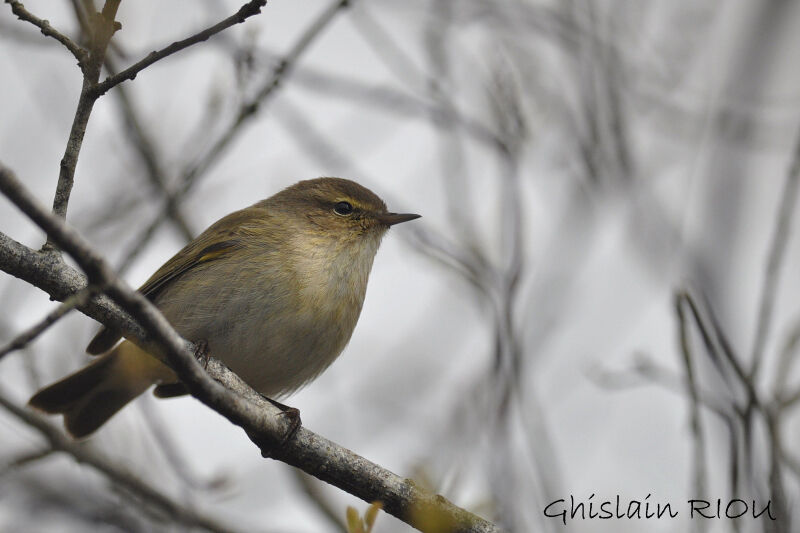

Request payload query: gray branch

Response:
[91,0,268,97]
[4,0,87,64]
[0,163,501,533]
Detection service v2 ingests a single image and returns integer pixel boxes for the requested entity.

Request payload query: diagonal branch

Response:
[180,0,350,193]
[104,54,195,242]
[5,0,87,65]
[0,285,99,361]
[91,0,268,97]
[0,164,500,533]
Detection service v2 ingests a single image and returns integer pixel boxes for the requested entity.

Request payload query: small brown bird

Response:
[29,178,419,437]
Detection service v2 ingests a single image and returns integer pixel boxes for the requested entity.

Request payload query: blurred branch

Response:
[138,395,230,492]
[285,59,505,152]
[0,285,98,361]
[114,0,351,276]
[4,0,87,64]
[0,447,54,476]
[90,0,268,97]
[350,3,432,94]
[271,100,367,176]
[0,164,501,533]
[680,290,744,399]
[750,128,800,379]
[774,318,800,400]
[0,387,244,533]
[209,35,505,151]
[293,470,348,533]
[104,53,195,242]
[590,353,731,420]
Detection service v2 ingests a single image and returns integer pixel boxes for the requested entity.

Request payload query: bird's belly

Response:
[210,310,351,397]
[157,268,359,397]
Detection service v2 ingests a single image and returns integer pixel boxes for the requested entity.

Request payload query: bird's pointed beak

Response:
[376,212,421,226]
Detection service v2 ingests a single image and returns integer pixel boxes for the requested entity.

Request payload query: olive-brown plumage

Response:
[29,178,419,437]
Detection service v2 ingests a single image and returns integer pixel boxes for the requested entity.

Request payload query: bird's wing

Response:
[85,207,265,355]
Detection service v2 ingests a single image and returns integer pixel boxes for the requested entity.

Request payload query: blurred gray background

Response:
[1,1,800,532]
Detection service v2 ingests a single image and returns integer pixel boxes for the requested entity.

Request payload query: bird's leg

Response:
[250,396,302,458]
[261,394,302,445]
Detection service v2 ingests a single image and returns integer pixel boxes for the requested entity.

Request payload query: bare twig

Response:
[90,0,268,97]
[680,291,738,395]
[590,354,731,421]
[774,317,800,399]
[0,447,54,476]
[4,0,87,64]
[47,0,121,242]
[47,0,268,250]
[0,164,500,533]
[0,285,99,361]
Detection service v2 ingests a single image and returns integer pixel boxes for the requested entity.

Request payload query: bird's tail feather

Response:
[29,342,173,438]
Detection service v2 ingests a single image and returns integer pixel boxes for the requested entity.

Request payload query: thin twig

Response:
[0,285,99,361]
[4,0,87,64]
[180,0,350,191]
[255,49,505,151]
[138,395,229,492]
[90,0,268,97]
[0,447,55,476]
[675,292,709,506]
[774,317,800,400]
[105,54,195,241]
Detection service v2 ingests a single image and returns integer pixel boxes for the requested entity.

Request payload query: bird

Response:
[29,177,420,438]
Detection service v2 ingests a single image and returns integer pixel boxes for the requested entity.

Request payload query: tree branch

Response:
[90,0,268,97]
[0,164,501,533]
[4,0,87,65]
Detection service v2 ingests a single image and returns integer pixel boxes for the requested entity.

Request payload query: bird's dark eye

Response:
[333,201,354,216]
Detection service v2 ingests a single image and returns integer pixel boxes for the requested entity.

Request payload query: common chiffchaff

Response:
[29,178,420,437]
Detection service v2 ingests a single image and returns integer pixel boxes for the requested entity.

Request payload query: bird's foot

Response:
[193,340,210,369]
[254,395,302,457]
